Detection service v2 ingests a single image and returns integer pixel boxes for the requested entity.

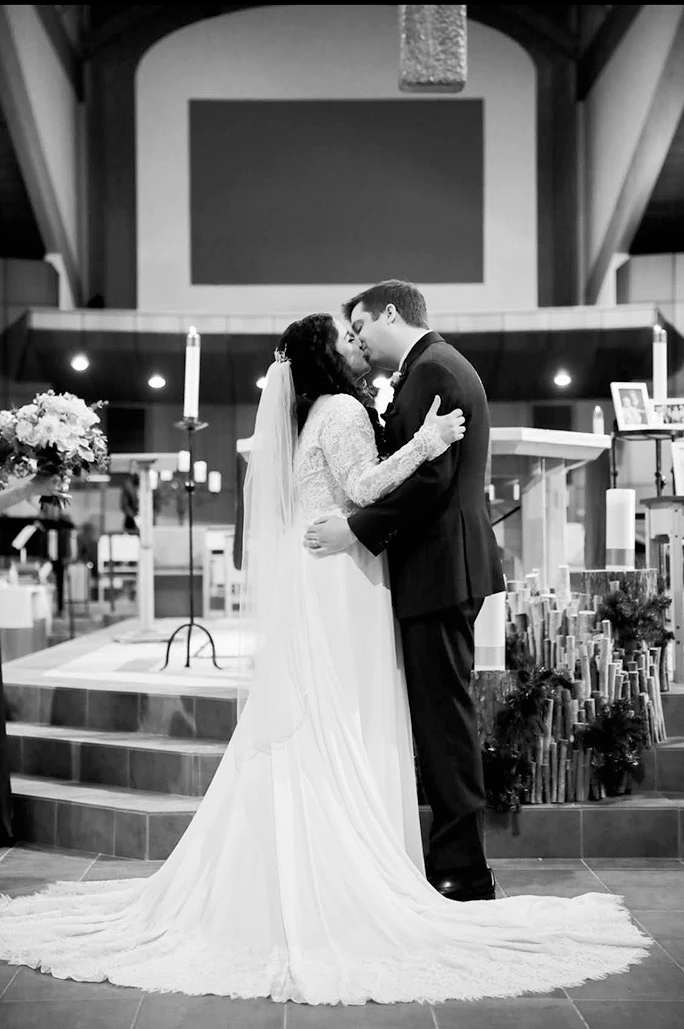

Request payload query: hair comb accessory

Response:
[274,348,289,363]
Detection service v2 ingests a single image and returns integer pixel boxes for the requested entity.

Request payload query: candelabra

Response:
[161,417,220,670]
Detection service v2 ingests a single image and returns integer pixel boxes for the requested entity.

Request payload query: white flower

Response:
[15,404,38,422]
[0,411,16,439]
[15,419,40,445]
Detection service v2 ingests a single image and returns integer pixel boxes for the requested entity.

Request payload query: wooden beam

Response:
[34,5,83,100]
[0,6,82,305]
[584,12,684,304]
[506,6,577,60]
[577,5,642,101]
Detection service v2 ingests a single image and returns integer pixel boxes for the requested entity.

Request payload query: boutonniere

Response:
[390,370,404,390]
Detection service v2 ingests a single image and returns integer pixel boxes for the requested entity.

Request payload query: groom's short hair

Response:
[342,280,429,329]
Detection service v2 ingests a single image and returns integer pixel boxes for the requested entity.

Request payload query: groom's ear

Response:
[385,304,396,324]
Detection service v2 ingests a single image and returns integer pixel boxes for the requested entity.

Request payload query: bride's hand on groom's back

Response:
[303,516,355,557]
[422,396,465,446]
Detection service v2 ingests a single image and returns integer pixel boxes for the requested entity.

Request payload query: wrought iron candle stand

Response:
[161,418,220,670]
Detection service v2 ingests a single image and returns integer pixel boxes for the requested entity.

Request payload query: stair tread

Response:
[7,722,227,755]
[11,775,201,813]
[2,672,242,700]
[655,737,684,750]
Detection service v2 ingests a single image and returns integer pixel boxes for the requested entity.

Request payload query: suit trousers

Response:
[399,598,487,877]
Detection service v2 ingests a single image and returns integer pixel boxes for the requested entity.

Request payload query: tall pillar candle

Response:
[652,325,668,406]
[606,488,636,571]
[183,327,201,420]
[474,591,506,671]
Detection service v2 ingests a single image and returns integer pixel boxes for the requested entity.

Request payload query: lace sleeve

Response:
[318,395,448,508]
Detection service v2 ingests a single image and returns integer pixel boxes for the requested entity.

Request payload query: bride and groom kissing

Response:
[0,279,648,1005]
[303,278,505,903]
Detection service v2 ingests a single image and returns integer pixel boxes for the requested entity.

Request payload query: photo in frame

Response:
[610,382,652,431]
[652,398,684,431]
[671,439,684,495]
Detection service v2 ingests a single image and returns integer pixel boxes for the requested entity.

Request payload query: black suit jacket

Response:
[348,331,505,620]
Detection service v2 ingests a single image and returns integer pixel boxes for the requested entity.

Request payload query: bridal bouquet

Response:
[0,390,109,509]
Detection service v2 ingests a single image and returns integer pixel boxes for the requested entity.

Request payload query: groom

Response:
[304,280,504,902]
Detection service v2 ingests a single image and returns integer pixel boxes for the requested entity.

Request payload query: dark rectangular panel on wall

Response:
[532,404,573,432]
[190,99,483,285]
[105,407,146,453]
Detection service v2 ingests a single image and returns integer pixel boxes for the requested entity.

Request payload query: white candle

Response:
[160,469,173,482]
[149,469,159,490]
[177,450,191,473]
[606,488,635,571]
[208,471,222,493]
[653,325,668,406]
[48,529,58,561]
[558,563,571,597]
[474,592,506,671]
[183,327,201,420]
[592,405,605,434]
[194,460,207,484]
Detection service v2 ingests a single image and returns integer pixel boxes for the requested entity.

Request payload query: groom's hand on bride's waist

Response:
[303,516,355,556]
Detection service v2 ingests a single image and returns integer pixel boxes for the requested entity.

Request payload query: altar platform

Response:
[2,619,683,862]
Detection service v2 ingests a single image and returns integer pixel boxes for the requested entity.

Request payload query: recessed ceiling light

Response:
[554,370,571,388]
[70,353,89,372]
[148,374,166,389]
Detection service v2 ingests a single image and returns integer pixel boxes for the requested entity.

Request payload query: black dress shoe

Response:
[429,867,496,902]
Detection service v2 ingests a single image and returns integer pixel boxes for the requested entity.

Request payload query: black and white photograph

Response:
[653,397,684,430]
[0,6,683,1029]
[611,381,653,430]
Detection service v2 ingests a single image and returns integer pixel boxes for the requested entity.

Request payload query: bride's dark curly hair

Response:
[275,313,386,453]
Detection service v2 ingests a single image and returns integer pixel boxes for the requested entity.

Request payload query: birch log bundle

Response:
[506,580,668,804]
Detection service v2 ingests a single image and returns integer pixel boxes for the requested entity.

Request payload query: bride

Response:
[0,314,648,1005]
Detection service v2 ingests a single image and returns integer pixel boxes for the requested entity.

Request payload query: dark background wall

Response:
[83,4,577,311]
[190,99,484,286]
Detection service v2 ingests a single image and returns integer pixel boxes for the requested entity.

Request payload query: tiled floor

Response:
[0,846,683,1028]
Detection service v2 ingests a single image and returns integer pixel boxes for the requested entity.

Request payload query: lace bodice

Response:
[293,394,447,520]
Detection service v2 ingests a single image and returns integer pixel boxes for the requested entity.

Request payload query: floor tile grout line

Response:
[564,992,592,1029]
[283,1000,288,1029]
[0,846,14,866]
[430,1003,440,1029]
[0,966,20,1002]
[632,915,684,976]
[78,853,102,881]
[129,994,146,1029]
[582,863,612,892]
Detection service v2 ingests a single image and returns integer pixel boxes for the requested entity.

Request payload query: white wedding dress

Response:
[0,394,649,1004]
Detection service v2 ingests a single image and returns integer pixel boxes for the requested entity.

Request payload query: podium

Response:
[491,428,611,592]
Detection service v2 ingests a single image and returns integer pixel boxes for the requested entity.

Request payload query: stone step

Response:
[639,736,684,793]
[7,723,226,796]
[3,678,239,741]
[11,775,200,860]
[11,775,684,861]
[662,686,684,736]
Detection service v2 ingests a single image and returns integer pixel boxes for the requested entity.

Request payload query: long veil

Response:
[233,356,305,764]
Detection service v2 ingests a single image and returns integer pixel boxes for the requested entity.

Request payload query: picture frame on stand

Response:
[671,439,684,495]
[610,382,652,431]
[652,398,684,431]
